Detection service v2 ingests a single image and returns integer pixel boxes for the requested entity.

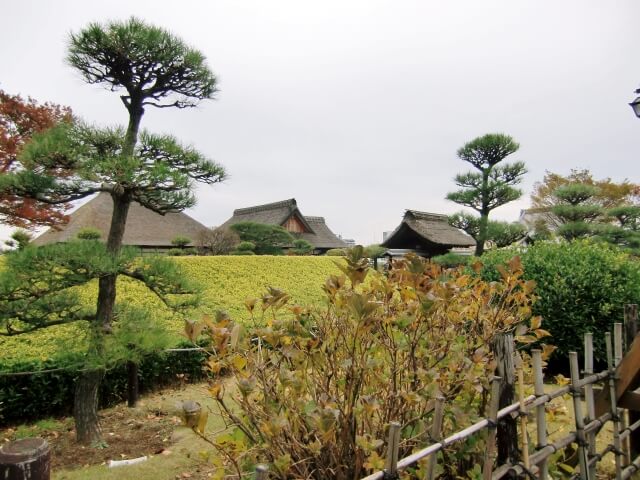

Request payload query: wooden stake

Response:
[426,397,445,480]
[491,333,519,466]
[127,360,139,408]
[532,349,548,480]
[607,332,623,480]
[517,365,530,470]
[483,377,501,480]
[584,333,597,480]
[624,304,640,460]
[385,422,401,478]
[569,351,591,480]
[614,322,632,466]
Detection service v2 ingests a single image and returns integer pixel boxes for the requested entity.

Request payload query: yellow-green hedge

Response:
[1,256,341,365]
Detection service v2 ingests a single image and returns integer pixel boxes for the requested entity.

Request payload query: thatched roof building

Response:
[381,210,475,257]
[221,198,346,253]
[33,192,208,251]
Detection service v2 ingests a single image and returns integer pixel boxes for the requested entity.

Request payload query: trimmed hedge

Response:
[0,256,342,424]
[480,240,640,364]
[1,256,342,366]
[0,342,206,425]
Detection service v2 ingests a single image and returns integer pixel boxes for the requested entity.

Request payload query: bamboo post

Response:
[426,397,445,480]
[532,349,549,480]
[491,333,519,466]
[255,464,269,480]
[584,333,597,480]
[614,322,631,466]
[606,332,623,480]
[517,364,530,471]
[569,351,591,480]
[483,377,501,480]
[624,305,640,459]
[384,422,401,479]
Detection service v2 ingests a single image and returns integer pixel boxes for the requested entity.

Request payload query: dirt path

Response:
[1,383,228,479]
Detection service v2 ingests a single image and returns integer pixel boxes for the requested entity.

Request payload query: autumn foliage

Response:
[0,90,72,228]
[187,248,548,479]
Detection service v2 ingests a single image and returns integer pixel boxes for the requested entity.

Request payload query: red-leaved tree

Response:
[0,90,72,228]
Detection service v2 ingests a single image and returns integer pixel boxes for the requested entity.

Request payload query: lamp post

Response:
[629,88,640,118]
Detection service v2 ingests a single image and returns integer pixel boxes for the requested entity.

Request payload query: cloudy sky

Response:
[1,1,638,244]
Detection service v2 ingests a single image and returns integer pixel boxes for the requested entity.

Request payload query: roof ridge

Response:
[406,210,448,221]
[234,198,297,215]
[303,215,325,222]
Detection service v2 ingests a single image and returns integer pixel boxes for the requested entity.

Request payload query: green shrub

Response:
[0,343,206,424]
[76,227,102,240]
[325,248,346,256]
[171,235,192,248]
[232,250,256,255]
[1,256,343,365]
[480,240,640,363]
[230,222,293,255]
[167,247,196,256]
[291,239,313,255]
[235,241,256,253]
[431,252,472,268]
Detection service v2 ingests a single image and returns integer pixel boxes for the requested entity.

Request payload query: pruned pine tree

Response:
[448,212,526,249]
[0,17,224,444]
[446,134,526,255]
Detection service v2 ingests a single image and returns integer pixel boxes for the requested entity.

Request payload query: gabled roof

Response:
[221,199,347,250]
[33,192,208,247]
[382,210,475,248]
[224,198,314,233]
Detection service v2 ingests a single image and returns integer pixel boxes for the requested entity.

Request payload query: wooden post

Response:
[384,422,401,479]
[517,365,530,471]
[614,323,631,466]
[624,305,640,459]
[0,438,50,480]
[127,360,139,408]
[569,352,591,480]
[426,397,445,480]
[607,332,623,480]
[491,333,519,467]
[532,349,548,480]
[584,333,597,480]
[182,400,202,429]
[483,377,501,480]
[255,464,268,480]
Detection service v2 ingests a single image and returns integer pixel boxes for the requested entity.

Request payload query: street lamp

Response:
[630,88,640,118]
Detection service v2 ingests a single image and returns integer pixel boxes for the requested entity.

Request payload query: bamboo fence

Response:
[351,320,640,480]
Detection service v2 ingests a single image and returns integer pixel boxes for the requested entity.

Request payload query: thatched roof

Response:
[382,210,475,250]
[222,199,347,250]
[33,192,208,248]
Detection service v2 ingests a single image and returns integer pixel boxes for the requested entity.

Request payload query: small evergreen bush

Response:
[76,227,102,240]
[431,252,472,268]
[481,240,640,363]
[0,343,206,424]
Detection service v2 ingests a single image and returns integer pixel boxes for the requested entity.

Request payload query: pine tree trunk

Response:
[73,104,143,442]
[74,368,104,445]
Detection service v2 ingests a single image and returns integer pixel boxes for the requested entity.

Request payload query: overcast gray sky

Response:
[2,1,638,244]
